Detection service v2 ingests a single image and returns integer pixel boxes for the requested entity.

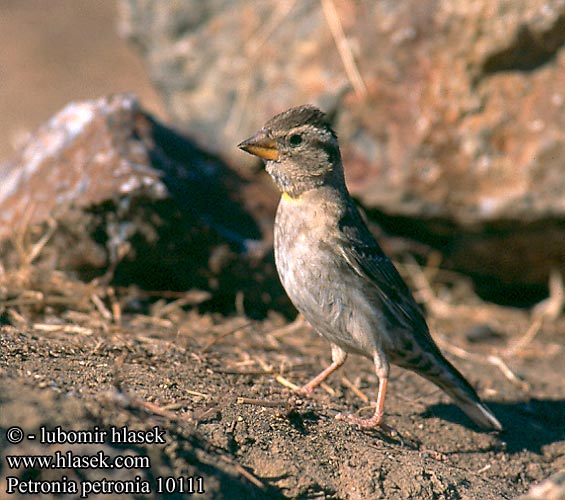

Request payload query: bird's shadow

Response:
[424,398,565,454]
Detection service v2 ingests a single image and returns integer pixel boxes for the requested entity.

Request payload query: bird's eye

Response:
[289,134,303,147]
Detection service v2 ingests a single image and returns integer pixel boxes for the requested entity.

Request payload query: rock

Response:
[118,0,565,301]
[0,94,283,316]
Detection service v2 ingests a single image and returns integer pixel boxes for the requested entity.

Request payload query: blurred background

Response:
[0,0,165,160]
[1,0,564,312]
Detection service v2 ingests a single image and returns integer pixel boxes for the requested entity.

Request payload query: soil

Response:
[1,302,564,499]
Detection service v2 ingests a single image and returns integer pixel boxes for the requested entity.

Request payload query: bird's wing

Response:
[337,205,439,348]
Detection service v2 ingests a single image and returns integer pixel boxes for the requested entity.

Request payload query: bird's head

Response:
[238,105,344,198]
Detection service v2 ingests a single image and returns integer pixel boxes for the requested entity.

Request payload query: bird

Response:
[238,104,502,431]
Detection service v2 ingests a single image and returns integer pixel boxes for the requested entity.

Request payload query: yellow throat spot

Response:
[281,192,301,202]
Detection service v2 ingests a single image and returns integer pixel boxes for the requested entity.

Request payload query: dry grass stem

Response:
[505,270,564,357]
[320,382,337,396]
[91,293,112,321]
[236,397,290,408]
[533,269,564,321]
[269,314,308,339]
[161,401,191,411]
[276,375,300,391]
[475,464,492,474]
[217,368,275,375]
[200,321,254,353]
[25,217,57,265]
[504,315,544,358]
[437,337,528,390]
[404,257,505,324]
[486,355,528,390]
[152,290,212,318]
[104,287,121,324]
[11,207,56,267]
[135,398,189,421]
[225,0,297,136]
[130,314,174,329]
[320,0,367,98]
[33,323,94,335]
[6,309,28,328]
[403,255,562,390]
[341,376,370,403]
[255,356,273,373]
[218,455,265,490]
[185,390,209,398]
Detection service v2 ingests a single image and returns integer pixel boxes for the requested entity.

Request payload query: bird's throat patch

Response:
[281,192,301,202]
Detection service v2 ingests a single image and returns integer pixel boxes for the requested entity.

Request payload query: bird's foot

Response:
[336,411,397,434]
[295,384,316,398]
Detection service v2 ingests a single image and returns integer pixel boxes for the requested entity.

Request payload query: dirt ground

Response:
[1,286,564,499]
[1,1,564,499]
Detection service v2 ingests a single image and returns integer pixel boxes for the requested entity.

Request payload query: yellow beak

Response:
[238,130,279,161]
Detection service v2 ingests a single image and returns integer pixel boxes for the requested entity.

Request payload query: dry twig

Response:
[236,397,291,408]
[33,323,94,335]
[505,270,564,357]
[91,293,112,321]
[152,290,212,318]
[341,376,369,403]
[437,336,528,391]
[200,321,254,353]
[276,375,300,391]
[268,314,308,339]
[218,455,265,490]
[320,0,368,98]
[404,255,533,390]
[320,382,336,396]
[225,0,297,136]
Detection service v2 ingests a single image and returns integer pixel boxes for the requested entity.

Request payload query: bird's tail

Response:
[410,353,503,431]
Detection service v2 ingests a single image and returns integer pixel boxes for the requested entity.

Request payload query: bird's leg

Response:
[340,351,395,431]
[297,344,347,397]
[344,376,389,429]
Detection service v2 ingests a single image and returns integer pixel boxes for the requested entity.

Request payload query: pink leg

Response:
[339,351,394,431]
[298,344,347,396]
[343,377,389,429]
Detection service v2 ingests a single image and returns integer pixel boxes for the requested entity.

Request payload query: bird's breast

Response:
[273,195,381,356]
[275,194,335,296]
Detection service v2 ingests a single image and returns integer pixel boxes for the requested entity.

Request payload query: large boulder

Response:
[118,0,565,301]
[0,94,283,316]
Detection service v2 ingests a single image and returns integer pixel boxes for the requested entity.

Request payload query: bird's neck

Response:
[280,185,349,210]
[267,163,346,199]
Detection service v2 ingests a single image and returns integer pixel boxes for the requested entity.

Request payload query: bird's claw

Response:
[335,411,397,434]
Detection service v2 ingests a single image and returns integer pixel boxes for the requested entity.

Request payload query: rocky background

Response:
[2,0,565,307]
[1,1,564,499]
[118,0,565,304]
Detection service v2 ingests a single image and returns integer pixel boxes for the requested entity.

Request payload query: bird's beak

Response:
[238,130,279,161]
